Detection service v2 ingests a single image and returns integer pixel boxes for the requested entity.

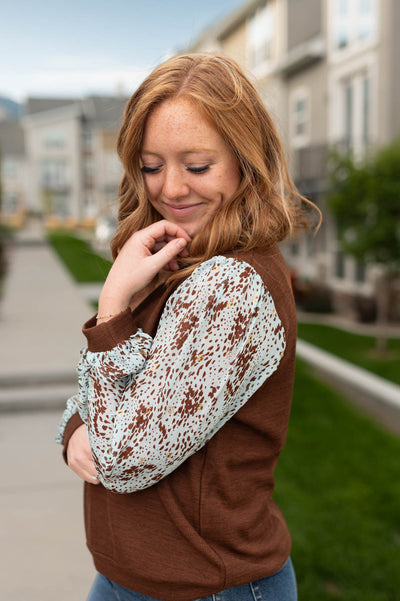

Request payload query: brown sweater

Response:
[61,245,297,601]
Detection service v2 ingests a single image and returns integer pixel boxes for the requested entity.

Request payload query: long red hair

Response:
[111,53,319,278]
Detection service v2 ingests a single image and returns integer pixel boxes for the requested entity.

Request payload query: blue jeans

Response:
[86,556,297,601]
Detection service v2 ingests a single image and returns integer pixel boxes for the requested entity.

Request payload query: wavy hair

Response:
[111,53,319,276]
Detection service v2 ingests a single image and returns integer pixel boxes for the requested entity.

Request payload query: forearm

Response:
[78,257,286,494]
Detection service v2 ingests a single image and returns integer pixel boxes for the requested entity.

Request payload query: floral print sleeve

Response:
[59,256,286,493]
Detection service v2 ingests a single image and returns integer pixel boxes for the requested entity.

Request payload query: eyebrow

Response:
[140,149,217,156]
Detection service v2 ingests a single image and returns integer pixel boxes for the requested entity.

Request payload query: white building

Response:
[1,95,128,228]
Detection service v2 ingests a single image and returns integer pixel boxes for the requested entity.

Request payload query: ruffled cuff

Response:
[55,394,80,445]
[76,328,153,420]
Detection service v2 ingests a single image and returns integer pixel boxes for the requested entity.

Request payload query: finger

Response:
[77,464,99,484]
[72,460,99,484]
[147,238,188,273]
[145,220,191,244]
[179,246,190,258]
[152,241,168,253]
[165,259,180,271]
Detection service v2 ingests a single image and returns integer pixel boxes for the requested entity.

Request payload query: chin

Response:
[186,225,202,238]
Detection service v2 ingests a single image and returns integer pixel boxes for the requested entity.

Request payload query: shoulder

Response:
[176,255,266,301]
[163,255,269,320]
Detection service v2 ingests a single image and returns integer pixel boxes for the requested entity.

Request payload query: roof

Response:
[25,97,77,116]
[81,96,129,129]
[188,0,263,50]
[23,95,129,129]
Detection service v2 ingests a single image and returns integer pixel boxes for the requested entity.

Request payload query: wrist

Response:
[96,308,128,323]
[97,293,130,324]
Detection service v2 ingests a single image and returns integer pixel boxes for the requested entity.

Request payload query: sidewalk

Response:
[0,219,95,599]
[0,219,92,410]
[0,410,95,600]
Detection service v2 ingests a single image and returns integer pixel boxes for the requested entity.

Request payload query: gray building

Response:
[189,0,400,317]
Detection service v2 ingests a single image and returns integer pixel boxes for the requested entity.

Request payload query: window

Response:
[343,81,353,151]
[83,130,94,152]
[332,0,377,50]
[84,159,94,186]
[290,88,310,148]
[52,193,69,217]
[362,75,370,146]
[335,250,345,278]
[355,260,366,283]
[248,2,274,70]
[339,71,372,154]
[335,0,350,48]
[2,158,18,178]
[42,130,66,149]
[359,0,375,41]
[3,192,18,212]
[41,160,70,189]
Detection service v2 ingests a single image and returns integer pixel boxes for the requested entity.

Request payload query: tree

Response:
[327,138,400,351]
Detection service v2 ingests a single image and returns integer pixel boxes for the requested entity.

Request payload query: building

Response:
[188,0,400,317]
[0,119,29,227]
[0,95,128,229]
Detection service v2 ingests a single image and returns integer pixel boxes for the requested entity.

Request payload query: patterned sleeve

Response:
[74,256,286,493]
[55,394,80,445]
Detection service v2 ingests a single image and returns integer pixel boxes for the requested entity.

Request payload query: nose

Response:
[162,166,190,200]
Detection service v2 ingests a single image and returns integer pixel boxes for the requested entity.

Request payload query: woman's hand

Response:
[66,424,99,485]
[98,220,191,321]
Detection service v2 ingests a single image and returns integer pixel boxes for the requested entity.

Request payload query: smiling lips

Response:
[164,203,203,217]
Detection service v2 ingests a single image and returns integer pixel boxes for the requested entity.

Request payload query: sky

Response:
[0,0,243,102]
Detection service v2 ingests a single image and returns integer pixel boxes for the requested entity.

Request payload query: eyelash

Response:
[140,165,210,174]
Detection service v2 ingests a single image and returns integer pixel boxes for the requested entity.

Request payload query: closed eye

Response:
[141,165,161,174]
[187,165,210,174]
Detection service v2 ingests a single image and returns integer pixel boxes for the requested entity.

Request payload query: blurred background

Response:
[0,1,400,600]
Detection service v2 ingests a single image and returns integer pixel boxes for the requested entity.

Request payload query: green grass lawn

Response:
[297,321,400,386]
[274,359,400,601]
[47,230,112,282]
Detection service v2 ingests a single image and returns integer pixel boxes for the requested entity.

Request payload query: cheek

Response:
[215,172,240,200]
[143,178,159,201]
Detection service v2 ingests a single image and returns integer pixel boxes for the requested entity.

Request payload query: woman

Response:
[57,53,318,601]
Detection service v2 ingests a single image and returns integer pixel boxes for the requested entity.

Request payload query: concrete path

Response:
[0,410,95,600]
[0,219,92,409]
[0,220,95,599]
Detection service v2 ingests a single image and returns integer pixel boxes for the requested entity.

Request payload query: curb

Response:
[296,338,400,409]
[0,382,77,413]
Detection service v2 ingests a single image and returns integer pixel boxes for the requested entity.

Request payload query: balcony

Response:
[281,36,325,77]
[292,144,329,195]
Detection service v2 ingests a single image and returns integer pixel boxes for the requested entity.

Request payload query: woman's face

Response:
[140,96,241,238]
